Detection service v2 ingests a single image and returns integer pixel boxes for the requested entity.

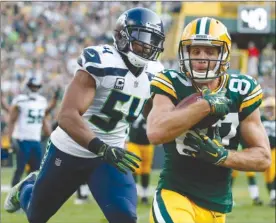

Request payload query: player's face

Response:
[132,41,152,59]
[29,85,41,92]
[189,46,219,73]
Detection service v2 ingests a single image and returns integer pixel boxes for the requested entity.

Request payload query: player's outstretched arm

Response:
[147,94,211,145]
[221,108,271,171]
[58,70,140,174]
[1,94,10,112]
[7,105,19,140]
[45,87,61,116]
[42,117,52,138]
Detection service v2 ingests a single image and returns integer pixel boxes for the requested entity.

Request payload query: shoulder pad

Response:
[151,69,178,103]
[76,45,128,82]
[78,47,102,67]
[228,74,262,120]
[12,94,28,105]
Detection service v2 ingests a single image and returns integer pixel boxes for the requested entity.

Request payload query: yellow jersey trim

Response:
[248,85,261,96]
[240,93,263,112]
[151,80,177,99]
[156,73,173,85]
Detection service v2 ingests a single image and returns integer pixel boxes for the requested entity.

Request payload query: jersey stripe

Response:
[196,19,201,34]
[152,77,175,91]
[156,73,173,85]
[243,89,262,102]
[156,190,174,223]
[153,191,166,223]
[151,80,177,99]
[199,17,208,34]
[240,92,263,112]
[248,84,261,96]
[85,66,129,77]
[213,74,228,92]
[221,74,230,91]
[205,18,211,34]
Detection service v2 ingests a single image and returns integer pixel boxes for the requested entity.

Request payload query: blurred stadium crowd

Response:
[1,2,275,133]
[1,2,180,131]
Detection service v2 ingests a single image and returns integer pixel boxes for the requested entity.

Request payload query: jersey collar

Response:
[193,74,229,93]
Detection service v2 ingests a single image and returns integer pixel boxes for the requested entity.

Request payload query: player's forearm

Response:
[1,100,10,112]
[147,100,210,144]
[142,98,153,119]
[8,116,17,139]
[58,110,96,148]
[42,118,52,137]
[220,147,271,171]
[7,122,15,139]
[45,99,58,116]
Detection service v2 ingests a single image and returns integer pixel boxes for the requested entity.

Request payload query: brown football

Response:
[176,93,221,129]
[175,92,203,109]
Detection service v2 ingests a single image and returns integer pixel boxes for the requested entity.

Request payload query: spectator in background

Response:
[7,77,51,187]
[229,42,242,74]
[260,43,275,77]
[247,41,260,78]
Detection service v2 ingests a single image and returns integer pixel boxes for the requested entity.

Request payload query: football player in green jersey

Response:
[261,96,276,206]
[147,17,271,223]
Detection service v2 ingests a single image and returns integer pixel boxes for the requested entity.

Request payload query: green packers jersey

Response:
[261,116,276,148]
[128,117,150,145]
[151,70,263,213]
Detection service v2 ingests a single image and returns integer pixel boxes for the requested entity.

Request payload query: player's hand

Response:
[184,126,228,165]
[98,144,141,174]
[202,87,232,117]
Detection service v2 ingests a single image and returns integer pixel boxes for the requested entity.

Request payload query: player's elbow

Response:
[257,147,271,171]
[58,110,73,130]
[258,159,271,172]
[147,129,166,145]
[147,132,161,145]
[261,149,271,171]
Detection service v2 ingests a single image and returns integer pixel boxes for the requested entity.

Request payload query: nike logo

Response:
[111,149,117,159]
[206,151,218,157]
[87,51,95,58]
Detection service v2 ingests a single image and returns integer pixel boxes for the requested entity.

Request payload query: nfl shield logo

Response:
[134,81,139,88]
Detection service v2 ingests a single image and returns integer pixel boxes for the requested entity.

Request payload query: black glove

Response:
[88,138,141,174]
[202,87,232,117]
[184,126,228,165]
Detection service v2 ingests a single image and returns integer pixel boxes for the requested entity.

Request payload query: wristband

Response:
[87,137,104,154]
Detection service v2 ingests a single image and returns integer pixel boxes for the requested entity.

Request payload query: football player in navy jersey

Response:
[4,7,165,223]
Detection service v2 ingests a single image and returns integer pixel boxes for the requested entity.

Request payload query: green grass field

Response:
[1,167,275,223]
